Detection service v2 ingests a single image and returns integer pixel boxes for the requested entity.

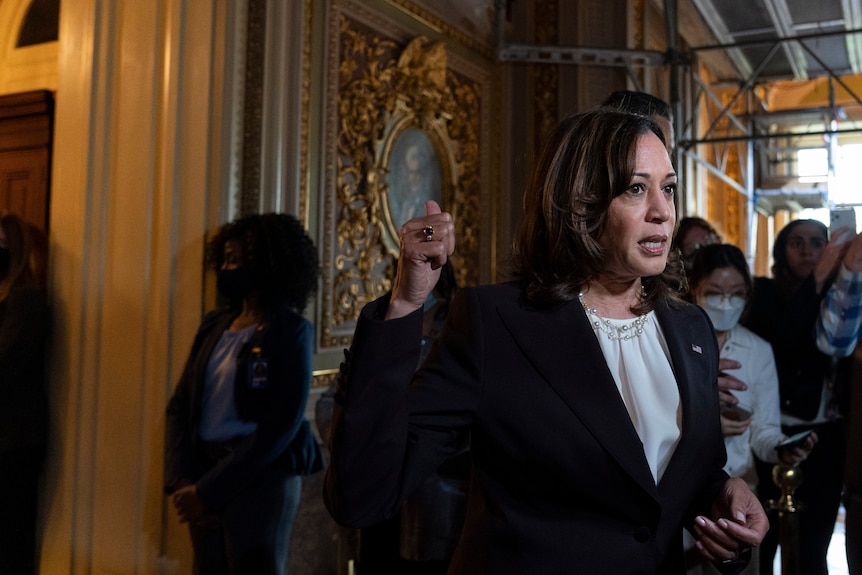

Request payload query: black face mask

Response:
[216,267,254,301]
[0,247,9,278]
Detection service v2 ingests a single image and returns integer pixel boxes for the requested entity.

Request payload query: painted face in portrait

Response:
[387,129,443,231]
[405,145,427,196]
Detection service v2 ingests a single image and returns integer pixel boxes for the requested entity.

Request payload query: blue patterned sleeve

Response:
[816,264,862,357]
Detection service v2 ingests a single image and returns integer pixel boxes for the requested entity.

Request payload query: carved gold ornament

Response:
[320,15,481,348]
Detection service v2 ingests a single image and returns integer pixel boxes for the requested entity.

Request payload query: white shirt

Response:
[718,324,785,487]
[590,311,681,483]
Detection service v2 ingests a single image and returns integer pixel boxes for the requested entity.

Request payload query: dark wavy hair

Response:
[512,108,685,312]
[206,212,320,312]
[687,243,753,320]
[672,216,721,256]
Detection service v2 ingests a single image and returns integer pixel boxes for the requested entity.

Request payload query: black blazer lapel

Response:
[654,302,721,487]
[497,298,658,499]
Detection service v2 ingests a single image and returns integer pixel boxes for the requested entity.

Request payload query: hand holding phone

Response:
[775,429,814,451]
[830,208,857,236]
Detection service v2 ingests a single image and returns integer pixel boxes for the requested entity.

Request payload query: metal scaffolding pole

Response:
[491,0,862,221]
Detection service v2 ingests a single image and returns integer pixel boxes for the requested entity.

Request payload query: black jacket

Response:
[164,305,321,511]
[325,282,731,575]
[744,275,851,420]
[0,287,49,452]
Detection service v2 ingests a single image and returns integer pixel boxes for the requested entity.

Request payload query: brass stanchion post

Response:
[767,464,803,575]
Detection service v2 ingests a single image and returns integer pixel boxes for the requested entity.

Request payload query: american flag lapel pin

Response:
[691,344,702,354]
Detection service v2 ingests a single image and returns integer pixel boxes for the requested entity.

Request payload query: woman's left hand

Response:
[692,477,769,563]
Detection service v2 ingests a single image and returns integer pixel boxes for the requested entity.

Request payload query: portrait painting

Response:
[386,128,443,231]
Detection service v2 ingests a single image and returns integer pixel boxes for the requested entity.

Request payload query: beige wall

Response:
[40,1,237,572]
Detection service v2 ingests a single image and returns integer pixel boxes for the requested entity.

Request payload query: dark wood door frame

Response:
[0,89,54,234]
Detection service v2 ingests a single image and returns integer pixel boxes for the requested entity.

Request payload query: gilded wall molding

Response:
[319,6,483,349]
[300,0,314,224]
[533,0,559,148]
[633,0,644,49]
[240,0,266,215]
[384,0,494,58]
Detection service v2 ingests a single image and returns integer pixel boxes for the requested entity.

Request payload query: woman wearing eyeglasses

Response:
[684,243,815,574]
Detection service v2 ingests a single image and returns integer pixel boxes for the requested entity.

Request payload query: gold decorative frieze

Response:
[300,0,314,225]
[385,0,494,58]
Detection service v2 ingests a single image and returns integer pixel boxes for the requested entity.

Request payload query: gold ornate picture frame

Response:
[318,3,487,350]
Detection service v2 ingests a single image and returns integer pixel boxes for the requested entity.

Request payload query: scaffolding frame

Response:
[492,0,862,257]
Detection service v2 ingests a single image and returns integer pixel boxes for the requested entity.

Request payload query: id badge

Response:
[248,346,269,390]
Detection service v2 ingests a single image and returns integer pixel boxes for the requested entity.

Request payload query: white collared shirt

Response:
[718,325,785,486]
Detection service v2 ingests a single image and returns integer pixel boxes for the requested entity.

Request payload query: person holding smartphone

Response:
[743,219,853,575]
[684,243,815,575]
[816,225,862,358]
[814,224,862,573]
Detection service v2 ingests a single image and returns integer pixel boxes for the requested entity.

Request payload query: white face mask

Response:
[698,294,746,331]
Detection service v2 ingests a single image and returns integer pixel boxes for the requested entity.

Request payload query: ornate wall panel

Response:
[240,0,266,215]
[318,1,489,350]
[533,0,559,147]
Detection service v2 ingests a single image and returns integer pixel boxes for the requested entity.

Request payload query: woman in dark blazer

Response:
[165,213,322,575]
[324,109,767,574]
[0,212,49,575]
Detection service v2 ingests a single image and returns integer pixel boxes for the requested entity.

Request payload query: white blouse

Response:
[718,325,784,486]
[589,310,681,483]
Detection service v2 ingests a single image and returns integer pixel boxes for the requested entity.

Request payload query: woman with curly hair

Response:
[0,212,49,575]
[165,212,322,575]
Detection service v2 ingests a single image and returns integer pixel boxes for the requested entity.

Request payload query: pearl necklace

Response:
[578,292,648,341]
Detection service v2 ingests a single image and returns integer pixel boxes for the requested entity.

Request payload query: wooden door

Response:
[0,90,53,233]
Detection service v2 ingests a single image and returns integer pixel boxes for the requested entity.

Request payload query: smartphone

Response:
[775,429,814,451]
[830,207,857,234]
